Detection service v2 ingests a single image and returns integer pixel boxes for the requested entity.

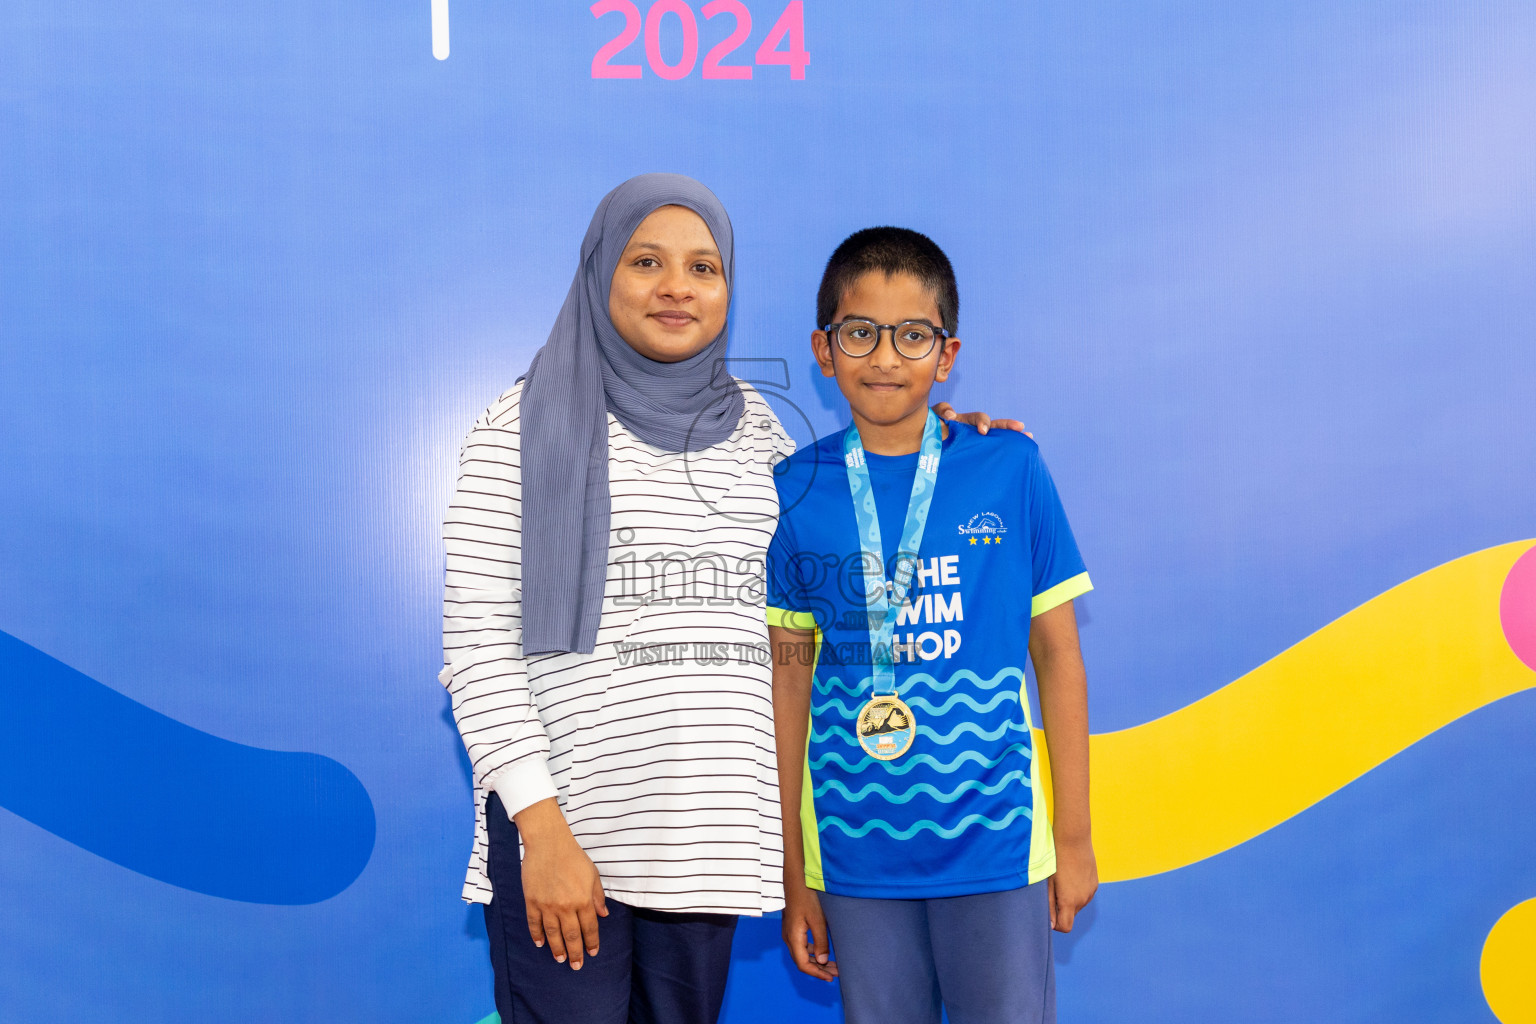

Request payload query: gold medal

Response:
[856,695,917,761]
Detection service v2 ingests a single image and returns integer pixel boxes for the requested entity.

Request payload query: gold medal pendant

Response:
[856,695,917,761]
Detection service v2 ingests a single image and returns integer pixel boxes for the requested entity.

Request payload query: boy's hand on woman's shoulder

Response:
[931,402,1033,438]
[781,878,839,981]
[1049,835,1099,933]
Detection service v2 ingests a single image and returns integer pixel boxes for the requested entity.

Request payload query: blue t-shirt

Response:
[767,422,1092,898]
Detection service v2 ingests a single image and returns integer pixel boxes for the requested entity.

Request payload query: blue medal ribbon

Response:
[842,411,945,698]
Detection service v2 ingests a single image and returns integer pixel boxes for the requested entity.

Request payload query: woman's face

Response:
[608,205,729,363]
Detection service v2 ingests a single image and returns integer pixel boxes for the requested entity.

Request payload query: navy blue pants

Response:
[483,794,738,1024]
[819,881,1056,1024]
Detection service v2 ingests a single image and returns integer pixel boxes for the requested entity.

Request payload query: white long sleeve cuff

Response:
[486,757,559,820]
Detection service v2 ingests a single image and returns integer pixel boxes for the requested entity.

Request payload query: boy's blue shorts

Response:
[819,880,1055,1024]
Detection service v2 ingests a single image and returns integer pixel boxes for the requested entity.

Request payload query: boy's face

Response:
[813,270,961,431]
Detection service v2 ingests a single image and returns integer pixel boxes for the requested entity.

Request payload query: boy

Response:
[766,228,1097,1024]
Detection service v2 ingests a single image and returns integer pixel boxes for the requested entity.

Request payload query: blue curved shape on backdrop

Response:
[0,630,374,904]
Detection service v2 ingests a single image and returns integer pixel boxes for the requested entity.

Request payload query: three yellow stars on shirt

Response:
[967,536,1002,545]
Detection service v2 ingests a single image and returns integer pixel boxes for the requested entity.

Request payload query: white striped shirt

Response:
[441,379,794,914]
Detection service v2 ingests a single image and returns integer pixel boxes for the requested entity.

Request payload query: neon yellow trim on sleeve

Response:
[767,606,818,630]
[797,625,826,890]
[800,725,825,891]
[1031,571,1093,618]
[1022,683,1057,884]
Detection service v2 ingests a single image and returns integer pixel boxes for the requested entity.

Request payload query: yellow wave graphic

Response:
[1039,539,1536,883]
[1484,898,1536,1023]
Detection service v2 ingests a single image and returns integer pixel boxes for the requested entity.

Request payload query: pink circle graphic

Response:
[1501,545,1536,673]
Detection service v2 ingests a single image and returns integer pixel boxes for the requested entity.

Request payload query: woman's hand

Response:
[781,875,838,981]
[931,402,1031,437]
[513,797,609,970]
[1048,834,1099,933]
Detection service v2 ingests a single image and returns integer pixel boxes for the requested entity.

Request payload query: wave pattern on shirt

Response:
[807,663,1034,843]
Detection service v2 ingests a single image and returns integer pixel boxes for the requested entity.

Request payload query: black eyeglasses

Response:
[822,318,950,360]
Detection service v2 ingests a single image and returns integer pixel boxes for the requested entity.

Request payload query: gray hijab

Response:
[519,173,743,655]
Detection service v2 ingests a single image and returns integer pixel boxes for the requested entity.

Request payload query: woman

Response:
[440,173,1015,1024]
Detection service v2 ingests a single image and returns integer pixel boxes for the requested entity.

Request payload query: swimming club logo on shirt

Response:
[957,512,1009,546]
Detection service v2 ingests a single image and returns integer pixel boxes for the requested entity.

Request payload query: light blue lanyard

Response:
[842,411,945,697]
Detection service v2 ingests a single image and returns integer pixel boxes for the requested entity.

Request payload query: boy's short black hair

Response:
[816,227,959,333]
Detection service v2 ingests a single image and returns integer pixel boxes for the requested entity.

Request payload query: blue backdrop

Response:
[3,2,1534,1021]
